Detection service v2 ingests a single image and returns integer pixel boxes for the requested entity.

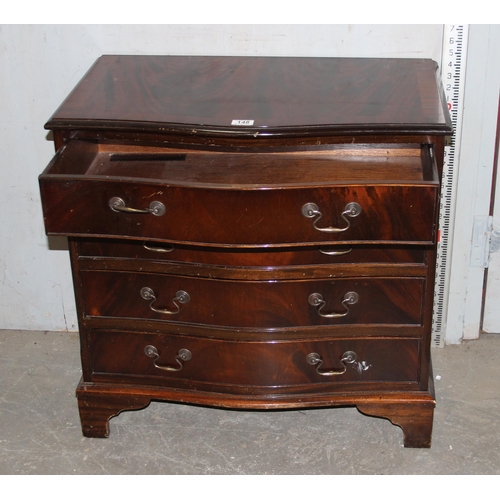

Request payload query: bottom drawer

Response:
[89,330,421,392]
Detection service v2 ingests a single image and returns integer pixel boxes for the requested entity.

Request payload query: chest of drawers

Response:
[39,55,451,447]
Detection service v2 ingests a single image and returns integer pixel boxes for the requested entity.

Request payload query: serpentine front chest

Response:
[39,55,452,447]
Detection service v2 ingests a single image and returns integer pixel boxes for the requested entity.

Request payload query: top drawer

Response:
[39,141,439,246]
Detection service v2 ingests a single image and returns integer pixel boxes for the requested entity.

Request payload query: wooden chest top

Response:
[45,55,452,137]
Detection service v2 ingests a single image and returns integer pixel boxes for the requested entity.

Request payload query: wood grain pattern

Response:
[39,141,439,246]
[40,181,438,245]
[46,56,452,137]
[41,140,437,185]
[81,271,425,329]
[88,330,421,389]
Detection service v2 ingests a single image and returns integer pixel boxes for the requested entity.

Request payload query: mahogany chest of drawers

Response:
[39,55,451,447]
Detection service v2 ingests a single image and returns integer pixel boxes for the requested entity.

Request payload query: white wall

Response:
[0,24,445,332]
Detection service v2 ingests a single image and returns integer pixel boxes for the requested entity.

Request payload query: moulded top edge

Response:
[44,55,452,138]
[44,119,453,138]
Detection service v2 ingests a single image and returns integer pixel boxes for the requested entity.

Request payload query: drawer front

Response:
[41,179,438,245]
[89,330,421,388]
[78,239,426,267]
[81,271,425,328]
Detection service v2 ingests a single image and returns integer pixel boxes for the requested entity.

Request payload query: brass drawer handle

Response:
[302,202,361,233]
[109,196,166,216]
[308,291,358,318]
[306,350,357,376]
[140,287,190,315]
[144,345,192,372]
[318,246,352,256]
[143,242,175,253]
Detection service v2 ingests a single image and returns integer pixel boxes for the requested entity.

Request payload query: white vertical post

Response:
[432,25,469,347]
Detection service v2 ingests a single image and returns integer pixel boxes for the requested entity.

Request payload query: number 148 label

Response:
[231,119,254,126]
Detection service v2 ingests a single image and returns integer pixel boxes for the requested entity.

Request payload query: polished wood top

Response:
[46,55,452,138]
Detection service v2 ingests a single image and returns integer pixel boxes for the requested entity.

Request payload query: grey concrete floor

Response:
[1,329,499,475]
